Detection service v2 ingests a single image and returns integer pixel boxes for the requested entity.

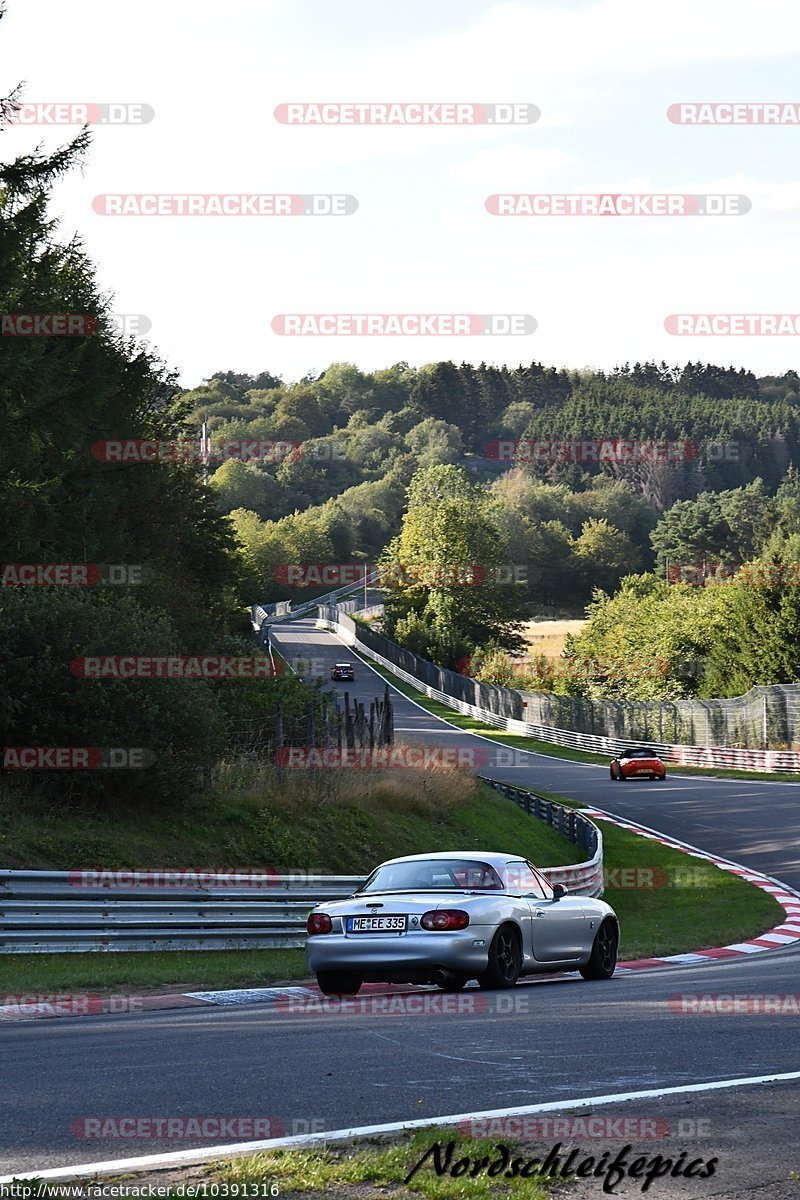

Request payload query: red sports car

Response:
[610,747,666,781]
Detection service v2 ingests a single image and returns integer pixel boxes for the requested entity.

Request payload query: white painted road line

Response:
[5,1070,800,1184]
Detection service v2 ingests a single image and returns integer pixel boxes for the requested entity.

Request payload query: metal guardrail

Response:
[0,794,603,951]
[478,778,604,897]
[318,610,800,773]
[251,571,380,632]
[335,601,384,618]
[0,873,361,954]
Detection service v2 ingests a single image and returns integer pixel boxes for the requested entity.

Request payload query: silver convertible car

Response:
[306,850,619,995]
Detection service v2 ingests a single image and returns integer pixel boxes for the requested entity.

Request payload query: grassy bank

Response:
[0,949,310,996]
[48,1134,552,1200]
[0,767,583,873]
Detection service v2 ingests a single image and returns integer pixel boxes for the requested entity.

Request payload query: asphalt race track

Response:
[273,619,800,888]
[2,616,800,1196]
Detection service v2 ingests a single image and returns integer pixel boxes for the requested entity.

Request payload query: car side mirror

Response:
[552,883,568,900]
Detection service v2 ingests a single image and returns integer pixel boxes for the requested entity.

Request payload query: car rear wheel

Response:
[316,971,362,996]
[579,920,618,981]
[478,925,521,989]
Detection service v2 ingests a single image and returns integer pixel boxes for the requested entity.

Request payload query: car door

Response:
[506,861,588,962]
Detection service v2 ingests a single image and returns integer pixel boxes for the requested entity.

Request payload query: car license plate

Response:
[346,915,407,933]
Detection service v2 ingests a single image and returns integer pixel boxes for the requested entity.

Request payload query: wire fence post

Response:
[275,703,284,783]
[344,692,355,750]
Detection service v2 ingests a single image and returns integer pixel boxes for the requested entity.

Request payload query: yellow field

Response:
[520,618,588,658]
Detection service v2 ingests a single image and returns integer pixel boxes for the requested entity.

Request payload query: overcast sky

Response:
[4,0,800,386]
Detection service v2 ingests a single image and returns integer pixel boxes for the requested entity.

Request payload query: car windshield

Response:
[625,749,655,758]
[361,858,504,893]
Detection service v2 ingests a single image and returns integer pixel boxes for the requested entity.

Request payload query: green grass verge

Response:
[48,1135,553,1200]
[0,948,310,995]
[0,751,784,994]
[361,656,800,782]
[0,780,582,873]
[217,1133,551,1199]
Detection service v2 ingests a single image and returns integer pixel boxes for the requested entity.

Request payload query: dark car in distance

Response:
[331,662,355,681]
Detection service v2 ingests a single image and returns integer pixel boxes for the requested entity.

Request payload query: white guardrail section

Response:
[0,792,603,953]
[317,611,800,773]
[252,571,380,631]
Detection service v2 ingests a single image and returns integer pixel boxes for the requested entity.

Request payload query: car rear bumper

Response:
[306,928,492,976]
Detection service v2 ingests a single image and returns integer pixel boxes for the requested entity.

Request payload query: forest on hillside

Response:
[177,363,800,702]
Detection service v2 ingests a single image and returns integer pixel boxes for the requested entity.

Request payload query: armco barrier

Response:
[316,609,800,773]
[336,601,385,619]
[0,797,603,952]
[251,571,380,632]
[0,873,360,954]
[478,778,604,896]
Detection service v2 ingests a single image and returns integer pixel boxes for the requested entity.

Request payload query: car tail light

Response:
[421,909,469,931]
[307,912,333,935]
